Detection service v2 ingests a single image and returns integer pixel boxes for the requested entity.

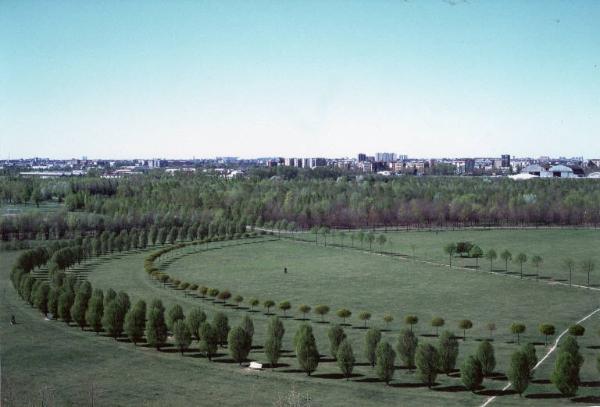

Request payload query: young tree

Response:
[376,234,387,253]
[509,350,530,396]
[375,341,396,385]
[461,355,483,392]
[444,243,457,267]
[405,315,418,332]
[240,315,255,345]
[511,323,526,344]
[365,327,382,367]
[228,326,251,364]
[383,314,394,329]
[71,281,92,330]
[263,299,275,314]
[298,304,311,320]
[264,317,284,368]
[358,311,371,328]
[249,297,260,311]
[581,258,595,288]
[85,289,104,334]
[469,245,483,269]
[366,232,375,251]
[438,330,459,375]
[476,340,496,376]
[34,282,50,316]
[431,317,445,336]
[336,308,352,324]
[539,323,556,346]
[531,255,543,281]
[415,343,439,388]
[145,304,168,350]
[551,352,580,396]
[328,325,346,359]
[396,328,418,370]
[514,253,527,279]
[568,324,585,337]
[186,307,207,342]
[278,300,291,317]
[314,304,330,322]
[337,339,355,380]
[458,319,473,340]
[124,299,146,345]
[199,322,218,361]
[522,343,538,374]
[173,320,192,355]
[295,324,319,376]
[563,258,575,286]
[102,299,127,340]
[47,286,59,319]
[167,304,185,331]
[500,249,512,272]
[233,295,244,307]
[58,289,75,324]
[485,249,498,271]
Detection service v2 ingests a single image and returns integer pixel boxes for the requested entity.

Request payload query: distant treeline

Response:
[1,173,600,240]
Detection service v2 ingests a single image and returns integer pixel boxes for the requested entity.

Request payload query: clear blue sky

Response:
[1,0,599,159]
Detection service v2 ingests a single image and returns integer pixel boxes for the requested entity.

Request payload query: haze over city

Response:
[2,0,599,159]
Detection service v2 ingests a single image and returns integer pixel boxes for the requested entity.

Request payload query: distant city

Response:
[2,153,600,179]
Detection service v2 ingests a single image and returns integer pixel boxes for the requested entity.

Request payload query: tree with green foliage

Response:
[563,258,575,286]
[85,289,104,334]
[458,319,473,340]
[552,352,580,396]
[278,300,291,317]
[476,340,496,376]
[469,245,483,269]
[314,304,330,322]
[431,317,444,336]
[485,249,497,271]
[561,336,584,368]
[102,299,127,340]
[522,343,537,375]
[358,311,371,328]
[167,304,185,332]
[405,315,418,332]
[383,314,393,329]
[58,289,75,324]
[438,331,459,375]
[328,325,346,360]
[508,350,530,396]
[70,281,92,330]
[365,327,382,367]
[295,324,319,376]
[186,307,207,341]
[249,297,260,311]
[375,341,396,385]
[511,323,526,344]
[213,312,230,347]
[337,339,355,380]
[199,322,218,361]
[444,243,457,267]
[34,282,50,316]
[461,355,483,392]
[569,324,585,337]
[396,328,418,370]
[416,344,439,388]
[124,299,146,345]
[146,302,168,350]
[539,323,555,346]
[173,319,192,355]
[531,255,543,281]
[47,286,59,319]
[581,258,595,287]
[376,234,387,253]
[228,326,251,364]
[514,253,527,279]
[500,249,512,272]
[336,308,351,324]
[263,299,275,314]
[366,232,375,251]
[298,304,311,320]
[265,317,284,368]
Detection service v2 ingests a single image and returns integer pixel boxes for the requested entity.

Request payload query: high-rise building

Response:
[357,153,367,162]
[376,152,396,163]
[501,154,511,168]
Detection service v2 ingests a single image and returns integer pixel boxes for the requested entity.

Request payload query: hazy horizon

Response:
[2,0,599,159]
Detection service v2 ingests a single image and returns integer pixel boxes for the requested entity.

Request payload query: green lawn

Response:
[3,229,600,406]
[0,201,64,216]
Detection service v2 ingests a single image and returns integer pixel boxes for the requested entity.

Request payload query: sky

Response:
[1,0,599,159]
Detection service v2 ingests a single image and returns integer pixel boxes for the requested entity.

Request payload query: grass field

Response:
[0,201,64,216]
[2,229,600,406]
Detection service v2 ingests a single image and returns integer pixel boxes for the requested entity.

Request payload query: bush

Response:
[461,355,483,392]
[337,339,355,380]
[475,340,496,376]
[365,328,381,367]
[327,325,346,359]
[415,344,439,388]
[396,328,418,370]
[375,341,396,385]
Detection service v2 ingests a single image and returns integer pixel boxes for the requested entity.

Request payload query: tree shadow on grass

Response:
[420,333,437,338]
[262,362,290,369]
[351,326,368,330]
[355,362,373,367]
[477,389,516,397]
[355,377,381,384]
[525,393,566,399]
[433,384,467,392]
[279,368,304,374]
[319,357,336,363]
[572,396,600,403]
[390,382,429,389]
[315,321,330,325]
[586,345,600,350]
[311,373,363,380]
[488,372,508,381]
[531,379,550,384]
[581,381,600,388]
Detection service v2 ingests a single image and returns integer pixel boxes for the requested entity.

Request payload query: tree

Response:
[336,308,351,324]
[233,295,244,307]
[228,326,251,364]
[461,355,483,392]
[213,312,230,347]
[469,245,483,269]
[328,325,346,359]
[522,343,537,374]
[263,299,275,314]
[376,234,387,253]
[560,336,584,368]
[552,352,580,396]
[485,249,497,271]
[444,243,457,267]
[511,323,526,344]
[71,281,92,330]
[563,258,575,286]
[396,328,418,370]
[405,315,418,332]
[186,307,207,341]
[249,297,260,311]
[431,317,444,336]
[383,314,393,329]
[167,304,185,332]
[58,289,75,324]
[416,343,439,388]
[337,339,355,380]
[102,300,126,339]
[476,340,496,376]
[124,300,146,345]
[438,331,459,375]
[500,249,512,272]
[581,258,595,287]
[375,341,396,385]
[458,319,473,340]
[298,304,311,320]
[34,282,50,316]
[240,315,255,347]
[358,311,371,328]
[278,301,291,317]
[265,316,284,368]
[314,305,330,322]
[539,323,556,346]
[365,328,382,367]
[366,232,375,251]
[173,320,192,355]
[199,322,218,361]
[508,350,530,396]
[531,255,543,281]
[568,324,585,337]
[145,304,168,350]
[295,324,319,376]
[85,289,104,334]
[47,286,59,319]
[514,253,527,279]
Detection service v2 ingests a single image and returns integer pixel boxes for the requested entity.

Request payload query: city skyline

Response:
[2,1,599,159]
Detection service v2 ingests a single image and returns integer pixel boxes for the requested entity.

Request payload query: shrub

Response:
[327,325,346,359]
[416,344,439,388]
[375,342,396,385]
[337,339,355,380]
[397,328,418,370]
